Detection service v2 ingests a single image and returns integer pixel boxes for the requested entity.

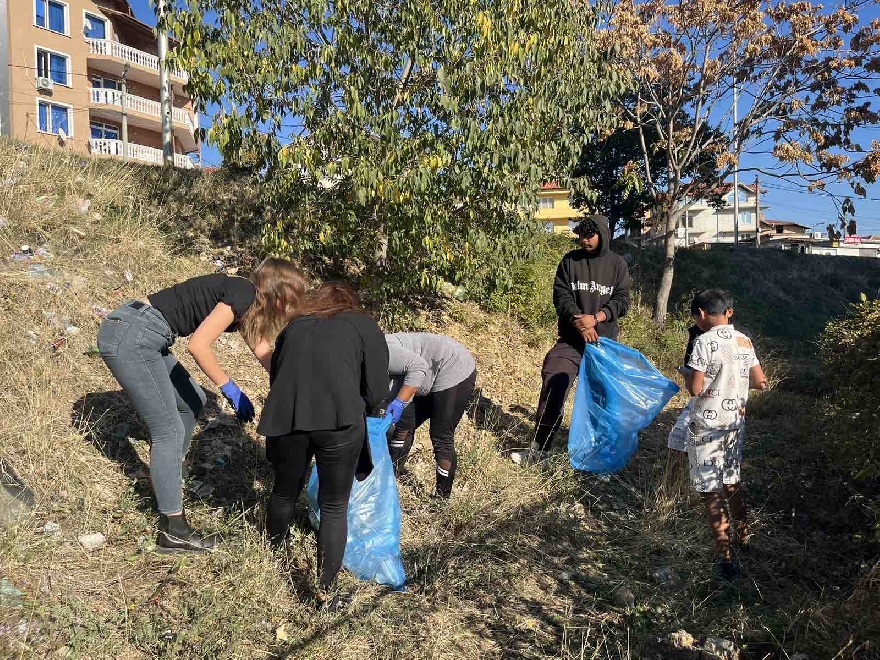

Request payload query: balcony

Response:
[89,138,197,169]
[89,88,198,152]
[86,39,189,95]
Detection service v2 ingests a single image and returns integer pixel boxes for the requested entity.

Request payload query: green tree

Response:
[164,0,627,311]
[571,127,661,237]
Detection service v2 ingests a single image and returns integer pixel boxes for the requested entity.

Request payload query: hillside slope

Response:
[0,141,877,659]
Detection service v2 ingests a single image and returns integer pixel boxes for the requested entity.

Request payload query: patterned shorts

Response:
[685,424,744,493]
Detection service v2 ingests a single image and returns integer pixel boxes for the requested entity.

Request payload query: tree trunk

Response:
[373,204,387,270]
[653,207,680,324]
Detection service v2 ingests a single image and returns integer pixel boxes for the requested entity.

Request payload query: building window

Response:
[91,75,120,90]
[739,211,753,226]
[776,225,784,234]
[35,0,68,35]
[84,12,107,39]
[36,48,70,86]
[38,100,72,136]
[90,122,119,140]
[544,222,555,233]
[540,197,555,210]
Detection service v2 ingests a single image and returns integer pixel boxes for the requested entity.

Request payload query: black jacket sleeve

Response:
[552,256,582,325]
[358,317,391,415]
[600,258,632,323]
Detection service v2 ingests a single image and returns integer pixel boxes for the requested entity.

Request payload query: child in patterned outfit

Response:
[684,289,767,580]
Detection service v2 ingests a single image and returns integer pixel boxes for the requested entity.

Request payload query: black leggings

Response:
[265,418,365,591]
[389,369,476,496]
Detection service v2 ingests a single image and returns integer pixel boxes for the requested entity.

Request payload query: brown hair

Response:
[290,281,363,320]
[239,257,309,349]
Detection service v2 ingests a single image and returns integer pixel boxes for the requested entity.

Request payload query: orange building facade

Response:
[2,0,198,168]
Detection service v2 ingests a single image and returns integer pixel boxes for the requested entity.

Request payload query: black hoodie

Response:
[553,215,631,344]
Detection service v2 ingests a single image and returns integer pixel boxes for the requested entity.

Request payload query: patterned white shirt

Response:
[687,325,759,432]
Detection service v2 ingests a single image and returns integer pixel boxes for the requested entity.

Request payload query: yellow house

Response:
[535,182,583,234]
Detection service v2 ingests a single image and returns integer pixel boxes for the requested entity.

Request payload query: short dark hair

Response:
[690,289,734,316]
[573,216,601,237]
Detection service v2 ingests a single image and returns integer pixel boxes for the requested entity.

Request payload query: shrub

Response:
[818,299,880,482]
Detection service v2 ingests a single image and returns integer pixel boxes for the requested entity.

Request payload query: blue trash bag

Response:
[568,338,679,474]
[307,414,407,590]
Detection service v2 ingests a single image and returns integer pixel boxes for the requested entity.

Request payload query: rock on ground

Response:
[78,533,107,550]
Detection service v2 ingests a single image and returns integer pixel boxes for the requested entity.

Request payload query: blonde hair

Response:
[239,258,309,349]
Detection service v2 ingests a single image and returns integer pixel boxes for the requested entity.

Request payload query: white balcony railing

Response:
[89,138,197,169]
[86,39,188,82]
[89,88,196,132]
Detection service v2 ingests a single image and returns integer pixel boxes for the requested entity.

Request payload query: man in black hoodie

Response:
[512,215,631,465]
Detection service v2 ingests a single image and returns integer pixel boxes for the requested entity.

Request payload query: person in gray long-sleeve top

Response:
[385,333,477,499]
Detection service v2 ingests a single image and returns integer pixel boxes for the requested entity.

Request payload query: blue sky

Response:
[129,0,880,234]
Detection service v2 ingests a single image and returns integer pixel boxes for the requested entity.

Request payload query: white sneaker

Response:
[510,444,550,466]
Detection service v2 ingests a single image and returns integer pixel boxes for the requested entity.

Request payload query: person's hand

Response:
[573,314,597,332]
[220,380,255,422]
[581,327,600,344]
[386,397,408,424]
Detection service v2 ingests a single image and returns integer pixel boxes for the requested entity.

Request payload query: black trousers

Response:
[389,369,476,496]
[265,418,365,591]
[534,340,584,451]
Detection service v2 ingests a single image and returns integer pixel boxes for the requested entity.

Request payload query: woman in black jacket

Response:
[257,283,389,603]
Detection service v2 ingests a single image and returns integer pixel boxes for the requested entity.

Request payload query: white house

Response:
[642,183,767,247]
[809,235,880,258]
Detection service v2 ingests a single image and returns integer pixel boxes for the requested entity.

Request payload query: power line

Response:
[763,181,880,203]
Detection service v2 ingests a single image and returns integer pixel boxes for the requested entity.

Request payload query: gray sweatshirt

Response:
[386,333,476,397]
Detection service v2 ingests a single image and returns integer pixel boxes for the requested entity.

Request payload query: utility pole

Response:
[156,0,174,167]
[732,85,740,247]
[755,175,761,247]
[121,63,130,161]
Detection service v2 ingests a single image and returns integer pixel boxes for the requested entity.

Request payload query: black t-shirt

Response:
[148,274,256,337]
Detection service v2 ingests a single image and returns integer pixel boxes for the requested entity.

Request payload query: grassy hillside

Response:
[633,245,880,344]
[1,141,877,659]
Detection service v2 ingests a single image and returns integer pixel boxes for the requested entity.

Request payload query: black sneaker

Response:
[718,560,739,582]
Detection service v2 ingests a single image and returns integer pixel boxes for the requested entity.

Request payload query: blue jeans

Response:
[98,301,206,514]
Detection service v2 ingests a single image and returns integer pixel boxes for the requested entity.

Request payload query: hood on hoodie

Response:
[574,214,611,257]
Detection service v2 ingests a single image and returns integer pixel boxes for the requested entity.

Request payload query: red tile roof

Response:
[540,181,566,191]
[762,219,809,229]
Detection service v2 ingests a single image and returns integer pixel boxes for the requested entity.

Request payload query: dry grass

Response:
[1,140,877,659]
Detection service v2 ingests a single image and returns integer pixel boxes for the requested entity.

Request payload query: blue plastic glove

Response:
[386,397,408,424]
[220,380,255,422]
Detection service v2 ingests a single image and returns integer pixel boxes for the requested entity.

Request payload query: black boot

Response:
[157,511,220,554]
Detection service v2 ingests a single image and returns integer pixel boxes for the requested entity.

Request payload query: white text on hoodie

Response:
[571,281,615,296]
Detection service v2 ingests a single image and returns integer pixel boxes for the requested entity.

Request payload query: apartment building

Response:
[536,182,583,234]
[1,0,198,168]
[642,183,767,247]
